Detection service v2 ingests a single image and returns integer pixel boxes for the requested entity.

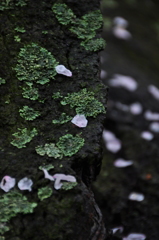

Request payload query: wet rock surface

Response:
[0,0,107,239]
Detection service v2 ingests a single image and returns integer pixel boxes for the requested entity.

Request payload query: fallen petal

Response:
[42,168,54,181]
[55,65,72,77]
[53,173,76,190]
[18,177,33,191]
[113,16,128,28]
[109,74,137,91]
[149,122,159,133]
[112,226,124,234]
[113,27,132,40]
[128,192,144,201]
[123,233,146,240]
[114,158,133,168]
[71,114,88,128]
[106,139,121,153]
[148,85,159,100]
[140,131,154,141]
[144,110,159,121]
[129,103,143,115]
[0,176,16,192]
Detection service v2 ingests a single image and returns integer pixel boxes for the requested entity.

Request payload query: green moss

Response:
[11,127,38,148]
[14,26,26,33]
[0,77,6,85]
[52,3,76,25]
[70,10,103,40]
[61,182,77,191]
[0,0,28,10]
[0,190,37,234]
[19,106,40,121]
[61,88,106,117]
[38,186,53,201]
[39,164,54,171]
[35,143,63,159]
[14,43,59,85]
[52,4,104,51]
[52,113,72,125]
[80,38,106,52]
[56,134,84,157]
[22,86,39,100]
[52,91,63,99]
[14,35,21,42]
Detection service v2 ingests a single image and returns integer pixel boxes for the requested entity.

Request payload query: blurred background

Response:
[93,0,159,239]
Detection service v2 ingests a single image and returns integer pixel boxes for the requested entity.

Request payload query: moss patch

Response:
[14,43,58,85]
[11,127,38,148]
[0,190,37,234]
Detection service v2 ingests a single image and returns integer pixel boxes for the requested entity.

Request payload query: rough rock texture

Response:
[0,0,107,239]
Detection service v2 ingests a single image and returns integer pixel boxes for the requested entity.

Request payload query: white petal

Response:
[113,27,131,40]
[112,226,124,234]
[114,159,133,168]
[109,74,137,91]
[129,103,143,115]
[0,176,16,192]
[148,85,159,100]
[123,233,146,240]
[149,122,159,133]
[140,131,154,141]
[128,192,144,201]
[71,114,88,128]
[144,110,159,121]
[113,17,128,28]
[18,177,33,191]
[42,168,54,181]
[102,130,116,142]
[53,173,76,190]
[55,65,72,77]
[106,139,121,153]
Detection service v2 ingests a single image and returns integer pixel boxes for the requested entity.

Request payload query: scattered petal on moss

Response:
[53,173,76,190]
[55,65,72,77]
[41,168,54,181]
[71,114,88,128]
[0,176,16,192]
[18,177,33,191]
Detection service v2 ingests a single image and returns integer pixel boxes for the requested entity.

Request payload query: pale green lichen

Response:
[0,78,6,85]
[61,182,77,191]
[35,143,63,159]
[19,106,40,121]
[52,3,76,25]
[14,43,58,85]
[14,26,26,33]
[38,186,53,201]
[11,127,38,148]
[70,10,103,40]
[80,38,106,52]
[61,88,106,117]
[52,91,63,99]
[0,191,37,234]
[39,164,54,171]
[52,4,104,51]
[52,113,72,125]
[56,134,84,157]
[14,35,21,42]
[0,0,28,11]
[22,86,39,100]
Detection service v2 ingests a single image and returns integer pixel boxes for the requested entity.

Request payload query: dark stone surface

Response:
[0,0,107,239]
